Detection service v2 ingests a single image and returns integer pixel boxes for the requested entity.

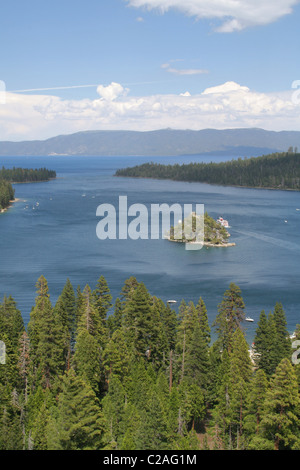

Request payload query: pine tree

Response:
[18,331,31,402]
[119,402,141,450]
[47,370,105,450]
[27,276,65,388]
[212,328,252,449]
[260,358,300,450]
[227,328,252,449]
[172,429,201,450]
[244,368,269,448]
[184,320,210,392]
[77,284,96,334]
[0,295,24,349]
[122,282,153,357]
[72,329,102,393]
[161,303,178,352]
[148,297,169,369]
[54,278,76,334]
[75,285,84,330]
[107,297,123,337]
[135,391,170,450]
[30,403,51,450]
[176,301,196,383]
[102,328,130,385]
[93,275,112,341]
[213,283,245,353]
[53,278,76,370]
[273,302,291,364]
[102,375,127,449]
[255,305,291,376]
[26,386,56,450]
[0,406,23,450]
[195,296,211,346]
[120,276,139,306]
[253,310,270,372]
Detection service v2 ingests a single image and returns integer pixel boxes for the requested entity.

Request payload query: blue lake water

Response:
[0,154,299,342]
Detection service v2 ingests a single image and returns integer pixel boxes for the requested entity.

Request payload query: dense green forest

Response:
[0,180,15,211]
[0,275,299,450]
[0,167,56,183]
[115,151,300,190]
[168,212,231,246]
[0,167,56,212]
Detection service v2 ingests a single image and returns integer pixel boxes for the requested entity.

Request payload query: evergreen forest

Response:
[0,167,56,183]
[115,151,300,191]
[0,275,299,450]
[0,180,15,211]
[0,166,56,211]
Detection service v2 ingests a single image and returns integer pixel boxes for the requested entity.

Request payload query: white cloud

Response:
[97,82,128,101]
[126,0,300,32]
[162,63,209,75]
[0,81,299,141]
[202,81,250,94]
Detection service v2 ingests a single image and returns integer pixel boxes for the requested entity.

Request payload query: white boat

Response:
[245,317,254,322]
[167,300,177,304]
[217,217,230,228]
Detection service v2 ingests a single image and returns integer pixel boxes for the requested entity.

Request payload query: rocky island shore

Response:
[165,212,236,248]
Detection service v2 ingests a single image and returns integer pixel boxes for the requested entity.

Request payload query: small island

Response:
[165,212,236,247]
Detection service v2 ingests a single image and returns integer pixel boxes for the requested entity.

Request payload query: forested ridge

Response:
[115,151,300,190]
[0,166,56,183]
[0,180,15,211]
[0,167,56,212]
[0,275,299,450]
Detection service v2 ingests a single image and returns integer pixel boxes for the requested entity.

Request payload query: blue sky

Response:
[1,0,300,140]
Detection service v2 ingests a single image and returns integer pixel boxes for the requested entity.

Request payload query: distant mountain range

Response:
[0,128,300,157]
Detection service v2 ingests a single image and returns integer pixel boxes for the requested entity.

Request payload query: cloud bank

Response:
[0,81,298,141]
[126,0,300,32]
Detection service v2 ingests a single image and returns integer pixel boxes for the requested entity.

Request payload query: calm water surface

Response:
[0,155,299,342]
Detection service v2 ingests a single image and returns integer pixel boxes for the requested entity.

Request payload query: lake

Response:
[0,154,299,342]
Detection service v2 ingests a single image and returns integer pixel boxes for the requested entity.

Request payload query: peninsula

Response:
[115,150,300,191]
[0,167,56,213]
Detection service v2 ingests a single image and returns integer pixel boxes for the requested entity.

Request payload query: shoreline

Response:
[165,236,236,247]
[11,177,56,184]
[0,198,20,214]
[115,175,299,192]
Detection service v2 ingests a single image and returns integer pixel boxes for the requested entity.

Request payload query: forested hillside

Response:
[0,180,15,211]
[0,276,299,450]
[0,167,56,183]
[115,151,300,190]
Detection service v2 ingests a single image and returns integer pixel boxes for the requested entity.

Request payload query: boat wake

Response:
[234,229,300,253]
